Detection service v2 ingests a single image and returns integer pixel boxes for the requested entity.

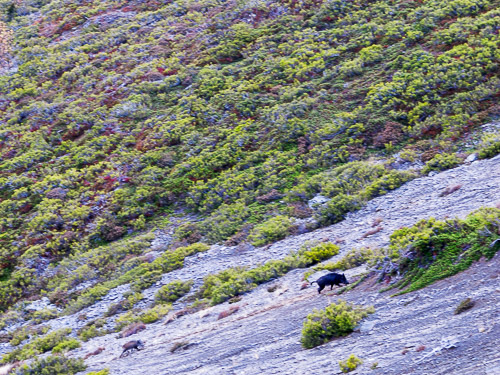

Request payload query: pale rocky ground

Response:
[69,153,500,374]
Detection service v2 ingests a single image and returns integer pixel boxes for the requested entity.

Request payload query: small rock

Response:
[308,195,330,209]
[356,320,377,334]
[465,153,478,164]
[25,297,54,312]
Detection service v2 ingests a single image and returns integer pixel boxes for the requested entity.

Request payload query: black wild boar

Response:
[120,340,145,358]
[310,273,349,294]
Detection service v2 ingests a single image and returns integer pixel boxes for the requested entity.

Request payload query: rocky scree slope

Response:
[66,153,500,374]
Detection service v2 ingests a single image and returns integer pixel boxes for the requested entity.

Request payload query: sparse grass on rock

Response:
[339,354,363,373]
[454,298,475,315]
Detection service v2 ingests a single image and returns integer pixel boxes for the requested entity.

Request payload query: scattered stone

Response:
[308,195,330,209]
[465,153,478,164]
[46,187,68,200]
[25,297,55,312]
[357,320,377,334]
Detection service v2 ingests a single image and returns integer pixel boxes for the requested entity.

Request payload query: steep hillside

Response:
[0,0,499,314]
[0,0,500,373]
[0,144,499,375]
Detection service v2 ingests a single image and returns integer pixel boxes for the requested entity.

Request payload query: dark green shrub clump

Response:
[301,300,374,349]
[155,280,193,305]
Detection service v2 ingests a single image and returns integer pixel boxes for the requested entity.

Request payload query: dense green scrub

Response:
[0,0,498,313]
[387,207,500,293]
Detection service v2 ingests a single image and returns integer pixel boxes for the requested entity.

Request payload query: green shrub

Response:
[9,327,37,347]
[155,280,193,305]
[339,354,363,373]
[387,207,500,294]
[302,242,340,264]
[106,292,143,317]
[301,300,374,349]
[422,153,462,174]
[31,308,58,323]
[52,338,80,353]
[65,243,208,314]
[329,247,381,271]
[139,304,172,324]
[248,215,294,247]
[77,318,108,341]
[478,141,500,159]
[14,356,86,375]
[116,304,172,328]
[2,328,74,363]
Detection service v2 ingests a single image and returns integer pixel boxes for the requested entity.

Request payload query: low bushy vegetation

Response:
[387,207,500,293]
[77,318,108,342]
[115,304,171,329]
[86,370,110,375]
[14,356,86,375]
[63,242,208,315]
[301,300,374,349]
[155,280,193,305]
[1,328,77,363]
[200,242,339,305]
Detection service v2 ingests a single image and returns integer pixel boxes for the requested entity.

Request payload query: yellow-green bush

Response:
[248,215,294,247]
[387,207,500,293]
[339,354,363,373]
[155,280,193,305]
[301,300,374,349]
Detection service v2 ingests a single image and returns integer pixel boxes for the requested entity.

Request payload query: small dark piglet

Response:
[120,340,144,358]
[310,273,349,294]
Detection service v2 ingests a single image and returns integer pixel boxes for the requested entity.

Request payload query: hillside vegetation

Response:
[0,0,499,323]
